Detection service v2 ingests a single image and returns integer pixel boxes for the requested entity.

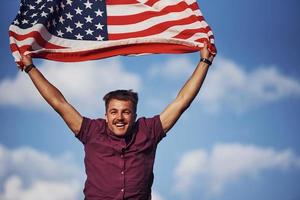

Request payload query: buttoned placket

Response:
[120,144,126,197]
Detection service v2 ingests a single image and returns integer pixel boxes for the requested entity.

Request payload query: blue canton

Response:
[13,0,108,41]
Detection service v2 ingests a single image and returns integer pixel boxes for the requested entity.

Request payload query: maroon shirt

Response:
[76,115,166,200]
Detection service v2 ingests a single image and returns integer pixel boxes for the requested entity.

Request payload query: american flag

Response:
[9,0,216,65]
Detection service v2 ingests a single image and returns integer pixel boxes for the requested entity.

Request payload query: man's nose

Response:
[116,112,124,120]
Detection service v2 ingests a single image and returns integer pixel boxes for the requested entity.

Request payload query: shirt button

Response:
[121,154,124,158]
[121,171,124,175]
[121,188,124,192]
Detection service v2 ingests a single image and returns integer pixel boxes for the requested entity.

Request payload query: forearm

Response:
[28,67,67,110]
[175,61,210,110]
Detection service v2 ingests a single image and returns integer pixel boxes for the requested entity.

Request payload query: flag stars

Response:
[22,19,29,24]
[59,16,65,24]
[35,0,42,4]
[65,26,74,33]
[85,29,94,35]
[31,20,38,26]
[84,0,93,9]
[57,30,64,37]
[95,9,103,17]
[66,0,73,6]
[48,6,54,13]
[60,2,65,9]
[96,35,104,41]
[52,19,57,26]
[29,5,35,10]
[75,7,83,15]
[13,19,20,25]
[41,11,48,17]
[75,33,83,40]
[31,13,38,18]
[85,15,93,23]
[39,4,46,10]
[66,12,73,20]
[95,23,104,30]
[75,21,83,28]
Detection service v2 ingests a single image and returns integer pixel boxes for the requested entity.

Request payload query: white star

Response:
[66,0,73,6]
[48,6,54,13]
[85,15,93,23]
[96,35,104,41]
[24,10,28,15]
[41,11,48,17]
[56,5,59,12]
[52,19,57,26]
[75,21,83,28]
[13,19,19,25]
[47,21,51,28]
[95,9,103,17]
[31,13,38,18]
[59,16,65,24]
[60,2,65,9]
[31,20,38,25]
[35,0,42,4]
[39,4,46,10]
[75,7,83,15]
[95,23,104,30]
[22,19,29,24]
[29,5,35,10]
[85,29,94,35]
[75,33,83,40]
[84,0,93,9]
[57,30,64,37]
[66,12,73,20]
[65,26,73,33]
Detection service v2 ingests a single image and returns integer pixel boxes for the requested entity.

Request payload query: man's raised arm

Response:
[21,55,83,135]
[160,43,214,133]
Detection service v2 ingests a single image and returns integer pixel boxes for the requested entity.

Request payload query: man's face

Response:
[105,99,137,137]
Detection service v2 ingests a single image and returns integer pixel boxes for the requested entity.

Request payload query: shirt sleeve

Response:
[75,117,105,145]
[145,115,166,144]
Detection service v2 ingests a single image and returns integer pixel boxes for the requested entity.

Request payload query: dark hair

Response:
[103,89,138,112]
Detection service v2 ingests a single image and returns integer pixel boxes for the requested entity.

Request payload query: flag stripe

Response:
[109,15,201,40]
[108,1,201,25]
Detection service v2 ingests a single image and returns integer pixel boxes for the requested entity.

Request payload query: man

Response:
[20,43,214,200]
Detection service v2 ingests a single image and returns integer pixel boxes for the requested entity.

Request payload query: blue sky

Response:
[1,0,300,200]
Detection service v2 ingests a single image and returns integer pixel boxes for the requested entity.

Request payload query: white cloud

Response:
[0,144,82,200]
[0,58,142,114]
[174,143,300,197]
[200,57,300,112]
[148,56,193,79]
[147,56,300,113]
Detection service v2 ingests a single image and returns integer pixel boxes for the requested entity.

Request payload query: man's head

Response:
[103,90,138,137]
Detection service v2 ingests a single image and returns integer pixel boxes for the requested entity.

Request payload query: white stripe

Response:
[108,8,201,34]
[140,21,208,39]
[107,0,201,17]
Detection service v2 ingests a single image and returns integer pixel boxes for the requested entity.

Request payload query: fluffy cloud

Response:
[0,58,141,114]
[174,143,300,197]
[200,57,300,112]
[148,56,300,113]
[0,144,82,200]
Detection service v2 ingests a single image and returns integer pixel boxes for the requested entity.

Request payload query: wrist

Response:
[24,64,36,73]
[200,58,212,66]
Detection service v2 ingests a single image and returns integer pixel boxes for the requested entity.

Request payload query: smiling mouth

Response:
[114,122,126,128]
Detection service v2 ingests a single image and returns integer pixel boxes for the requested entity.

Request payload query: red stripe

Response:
[173,27,210,40]
[106,0,139,5]
[145,0,160,7]
[32,43,201,62]
[109,15,199,40]
[108,1,204,25]
[9,31,66,49]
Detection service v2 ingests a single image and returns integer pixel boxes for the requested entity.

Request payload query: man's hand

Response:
[200,42,214,62]
[19,54,33,72]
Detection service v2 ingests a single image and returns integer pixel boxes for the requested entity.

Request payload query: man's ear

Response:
[105,113,108,122]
